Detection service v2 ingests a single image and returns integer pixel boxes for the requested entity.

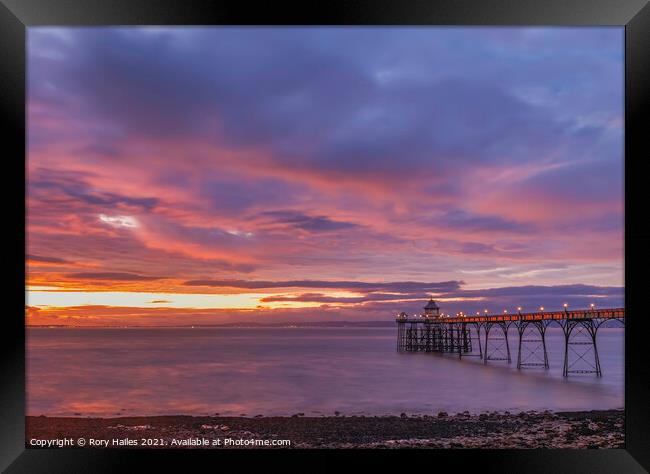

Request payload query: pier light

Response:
[503,309,508,314]
[590,303,595,309]
[476,311,480,316]
[540,306,544,312]
[484,309,488,314]
[564,303,568,308]
[517,306,522,312]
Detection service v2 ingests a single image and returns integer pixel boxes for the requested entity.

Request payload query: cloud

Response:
[27,254,72,264]
[65,272,165,281]
[99,214,138,228]
[182,279,463,293]
[256,283,623,308]
[28,28,622,181]
[440,210,534,233]
[260,292,424,304]
[30,171,158,211]
[441,283,623,299]
[260,210,359,233]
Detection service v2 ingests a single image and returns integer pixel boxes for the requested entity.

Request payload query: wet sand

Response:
[26,409,624,449]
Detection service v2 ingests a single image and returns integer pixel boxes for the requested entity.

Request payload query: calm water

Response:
[27,327,624,417]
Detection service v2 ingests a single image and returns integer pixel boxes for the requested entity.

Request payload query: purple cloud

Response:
[27,254,72,264]
[65,272,165,281]
[183,279,463,293]
[260,210,359,233]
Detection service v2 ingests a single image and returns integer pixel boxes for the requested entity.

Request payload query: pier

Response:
[396,299,625,376]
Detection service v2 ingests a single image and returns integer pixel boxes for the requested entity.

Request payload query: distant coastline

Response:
[26,320,625,329]
[27,321,397,329]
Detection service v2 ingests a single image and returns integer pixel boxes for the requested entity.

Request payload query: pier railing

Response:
[396,307,624,324]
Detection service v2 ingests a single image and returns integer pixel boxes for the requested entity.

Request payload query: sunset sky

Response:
[26,27,624,326]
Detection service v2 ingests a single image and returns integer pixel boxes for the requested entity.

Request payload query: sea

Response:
[26,326,624,417]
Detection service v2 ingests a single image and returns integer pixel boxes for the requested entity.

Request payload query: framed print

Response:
[1,0,649,472]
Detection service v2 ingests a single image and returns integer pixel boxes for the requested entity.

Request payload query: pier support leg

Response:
[542,323,549,369]
[590,323,602,377]
[461,323,470,355]
[450,325,454,353]
[517,325,523,369]
[483,323,490,364]
[516,321,549,370]
[484,322,511,364]
[396,322,404,352]
[561,319,602,377]
[504,323,511,363]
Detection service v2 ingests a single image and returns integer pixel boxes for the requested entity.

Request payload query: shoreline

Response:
[26,409,624,449]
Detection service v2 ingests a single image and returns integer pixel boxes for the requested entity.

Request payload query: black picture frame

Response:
[2,0,649,471]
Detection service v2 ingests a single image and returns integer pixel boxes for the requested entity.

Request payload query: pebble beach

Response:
[26,409,624,449]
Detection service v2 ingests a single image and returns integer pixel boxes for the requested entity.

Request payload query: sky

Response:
[26,27,624,326]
